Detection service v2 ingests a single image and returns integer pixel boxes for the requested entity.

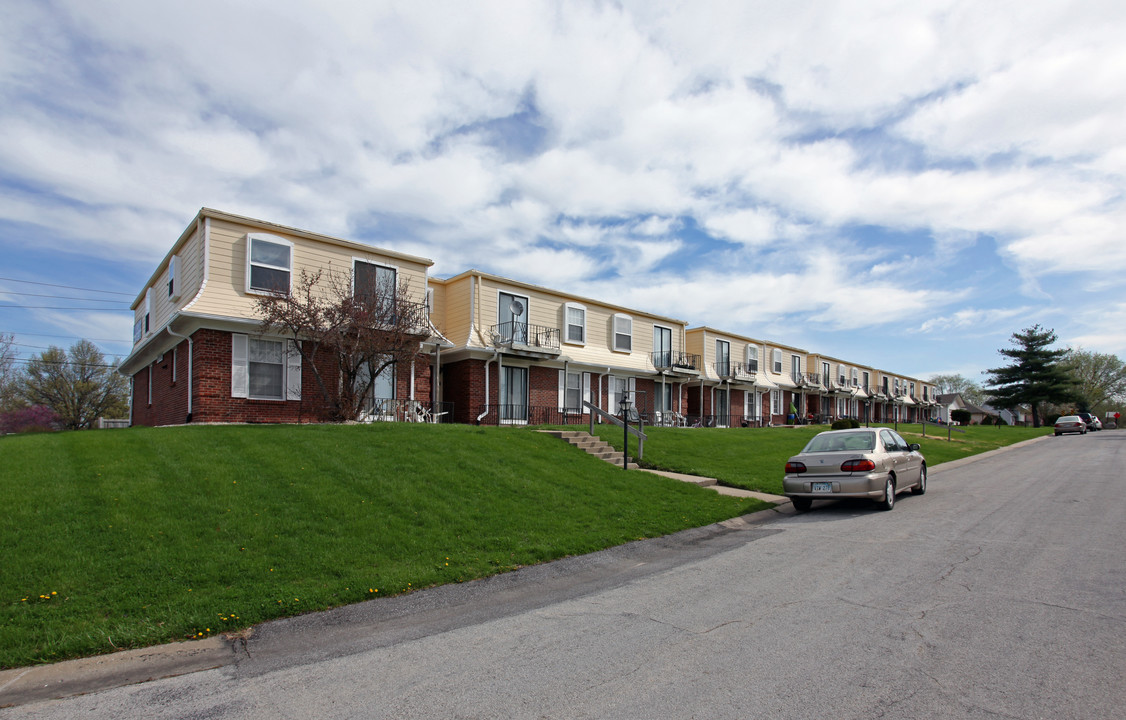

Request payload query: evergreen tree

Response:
[984,325,1076,427]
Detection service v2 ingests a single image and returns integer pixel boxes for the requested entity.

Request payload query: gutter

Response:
[476,349,500,423]
[166,323,193,422]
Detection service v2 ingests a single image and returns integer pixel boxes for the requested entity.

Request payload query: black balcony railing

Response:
[652,350,701,371]
[360,398,453,423]
[489,322,560,350]
[802,372,822,387]
[715,361,755,380]
[475,404,593,426]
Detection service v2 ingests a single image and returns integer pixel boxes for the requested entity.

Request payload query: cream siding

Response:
[187,218,430,322]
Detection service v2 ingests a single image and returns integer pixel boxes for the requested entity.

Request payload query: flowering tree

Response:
[253,268,430,421]
[0,405,61,434]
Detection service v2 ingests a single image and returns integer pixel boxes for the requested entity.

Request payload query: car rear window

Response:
[803,432,875,453]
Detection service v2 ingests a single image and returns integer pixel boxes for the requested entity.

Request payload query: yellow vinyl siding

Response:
[190,218,429,321]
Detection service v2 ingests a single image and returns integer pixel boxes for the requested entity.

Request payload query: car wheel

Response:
[912,465,927,495]
[791,496,813,512]
[876,477,895,511]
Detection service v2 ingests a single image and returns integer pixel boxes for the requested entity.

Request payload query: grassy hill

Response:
[583,422,1052,494]
[0,423,768,668]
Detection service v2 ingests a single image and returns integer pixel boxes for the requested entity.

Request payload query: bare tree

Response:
[0,333,19,412]
[254,268,430,421]
[21,339,130,429]
[927,373,987,406]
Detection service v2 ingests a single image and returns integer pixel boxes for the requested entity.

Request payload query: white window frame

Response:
[716,339,730,376]
[772,348,783,373]
[558,369,591,412]
[353,258,398,300]
[863,371,870,390]
[167,254,180,301]
[851,368,859,387]
[745,345,759,373]
[770,389,781,416]
[822,361,830,385]
[791,354,802,383]
[231,333,301,401]
[563,302,586,345]
[838,364,847,385]
[653,324,673,365]
[245,233,293,296]
[612,313,633,353]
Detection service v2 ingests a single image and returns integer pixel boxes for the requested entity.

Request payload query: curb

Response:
[0,637,235,709]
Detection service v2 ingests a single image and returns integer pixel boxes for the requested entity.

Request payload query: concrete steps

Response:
[540,430,639,469]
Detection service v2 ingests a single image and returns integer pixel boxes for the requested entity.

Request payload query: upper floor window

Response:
[354,260,396,305]
[838,365,847,385]
[746,345,759,372]
[716,339,730,375]
[863,371,870,389]
[167,254,180,300]
[772,348,782,373]
[851,368,859,387]
[247,234,292,295]
[613,314,632,352]
[564,302,586,344]
[910,382,916,397]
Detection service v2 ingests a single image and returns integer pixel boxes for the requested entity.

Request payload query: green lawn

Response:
[0,424,768,669]
[579,422,1052,494]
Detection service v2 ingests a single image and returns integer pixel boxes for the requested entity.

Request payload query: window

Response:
[609,376,635,413]
[613,314,632,352]
[772,348,782,373]
[559,370,590,412]
[791,354,802,383]
[653,326,672,366]
[500,366,528,423]
[359,357,396,418]
[770,390,781,416]
[716,340,730,376]
[167,254,180,300]
[564,303,586,344]
[851,368,859,387]
[746,345,759,372]
[231,334,301,401]
[498,291,530,344]
[910,382,916,398]
[863,371,870,390]
[246,234,292,295]
[133,289,151,344]
[354,260,396,304]
[657,382,672,412]
[822,362,830,384]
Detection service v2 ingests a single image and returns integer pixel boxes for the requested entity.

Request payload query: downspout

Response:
[476,349,500,423]
[409,358,416,401]
[167,324,193,422]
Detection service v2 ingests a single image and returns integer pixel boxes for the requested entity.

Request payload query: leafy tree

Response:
[1061,348,1126,411]
[254,268,430,421]
[0,332,19,412]
[984,325,1076,427]
[21,340,130,429]
[927,373,987,406]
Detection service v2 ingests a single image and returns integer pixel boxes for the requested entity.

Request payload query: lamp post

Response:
[619,391,632,471]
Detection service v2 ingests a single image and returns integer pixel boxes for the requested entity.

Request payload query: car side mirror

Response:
[909,443,920,451]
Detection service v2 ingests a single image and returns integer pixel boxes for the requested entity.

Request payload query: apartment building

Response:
[121,209,935,428]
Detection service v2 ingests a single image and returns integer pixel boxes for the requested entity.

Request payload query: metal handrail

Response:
[489,321,560,350]
[652,350,701,371]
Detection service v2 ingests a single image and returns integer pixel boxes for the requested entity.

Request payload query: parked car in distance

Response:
[782,428,926,512]
[1077,412,1102,431]
[1054,416,1087,436]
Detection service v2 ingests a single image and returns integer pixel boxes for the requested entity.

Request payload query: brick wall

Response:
[132,328,435,426]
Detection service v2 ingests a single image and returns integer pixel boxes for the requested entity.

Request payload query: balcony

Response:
[715,361,756,382]
[652,350,701,373]
[489,321,561,357]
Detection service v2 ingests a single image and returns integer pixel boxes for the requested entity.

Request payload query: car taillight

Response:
[785,461,807,474]
[841,459,876,472]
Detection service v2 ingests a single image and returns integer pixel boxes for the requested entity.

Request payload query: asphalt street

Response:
[3,431,1124,719]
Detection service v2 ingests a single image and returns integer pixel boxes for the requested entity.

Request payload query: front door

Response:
[500,365,527,423]
[498,292,529,344]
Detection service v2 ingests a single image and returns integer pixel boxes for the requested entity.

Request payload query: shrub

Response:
[981,415,993,426]
[0,405,61,434]
[830,419,852,430]
[951,409,972,425]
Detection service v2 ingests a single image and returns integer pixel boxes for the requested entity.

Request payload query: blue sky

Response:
[2,0,1125,383]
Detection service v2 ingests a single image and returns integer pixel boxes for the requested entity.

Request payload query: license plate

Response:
[812,482,833,493]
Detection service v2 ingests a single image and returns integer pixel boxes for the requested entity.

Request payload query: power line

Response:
[0,305,132,311]
[10,357,121,369]
[0,291,130,304]
[0,277,135,296]
[0,331,130,343]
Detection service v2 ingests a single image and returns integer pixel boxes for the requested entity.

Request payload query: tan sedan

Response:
[783,428,927,512]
